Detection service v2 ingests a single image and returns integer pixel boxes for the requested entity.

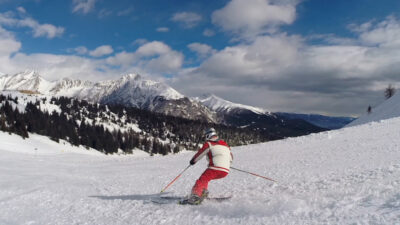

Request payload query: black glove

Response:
[190,159,195,165]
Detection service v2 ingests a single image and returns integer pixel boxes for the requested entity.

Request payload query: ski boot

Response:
[179,194,203,205]
[201,189,209,199]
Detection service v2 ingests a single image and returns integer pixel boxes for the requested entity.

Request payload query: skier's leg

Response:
[191,169,228,197]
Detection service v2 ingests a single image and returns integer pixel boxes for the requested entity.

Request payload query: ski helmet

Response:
[204,128,217,140]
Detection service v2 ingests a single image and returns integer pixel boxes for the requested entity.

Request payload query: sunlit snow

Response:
[1,116,400,224]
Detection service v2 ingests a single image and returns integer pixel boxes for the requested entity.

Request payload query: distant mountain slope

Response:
[347,92,400,127]
[196,94,326,137]
[196,94,353,130]
[220,109,327,138]
[195,94,268,115]
[276,112,355,129]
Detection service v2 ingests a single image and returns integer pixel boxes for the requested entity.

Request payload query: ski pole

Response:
[160,165,191,193]
[231,166,277,183]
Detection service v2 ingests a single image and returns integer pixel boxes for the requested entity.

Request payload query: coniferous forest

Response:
[0,93,273,155]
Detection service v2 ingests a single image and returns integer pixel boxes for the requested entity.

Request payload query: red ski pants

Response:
[191,169,228,197]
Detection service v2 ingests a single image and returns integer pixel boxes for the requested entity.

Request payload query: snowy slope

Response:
[1,90,142,134]
[1,117,400,224]
[0,131,103,156]
[347,92,400,127]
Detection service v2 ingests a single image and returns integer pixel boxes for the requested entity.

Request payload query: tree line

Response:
[0,94,270,155]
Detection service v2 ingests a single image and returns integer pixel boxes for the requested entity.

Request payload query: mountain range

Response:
[0,71,216,122]
[0,71,353,133]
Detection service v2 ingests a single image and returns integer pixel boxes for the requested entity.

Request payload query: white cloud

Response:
[132,38,148,46]
[105,51,134,66]
[70,46,88,55]
[212,0,297,39]
[156,27,169,32]
[171,17,400,116]
[117,7,134,16]
[171,12,202,28]
[203,29,215,37]
[0,10,64,39]
[144,51,183,72]
[89,45,114,57]
[0,26,106,80]
[187,43,216,58]
[136,41,172,56]
[98,9,112,18]
[0,25,21,57]
[0,24,182,81]
[19,18,65,38]
[106,41,183,73]
[356,16,400,48]
[0,11,15,25]
[72,0,96,14]
[16,7,26,14]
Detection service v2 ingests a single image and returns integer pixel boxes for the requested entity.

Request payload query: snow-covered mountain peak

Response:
[51,78,93,93]
[121,73,141,81]
[14,70,40,78]
[104,73,184,101]
[0,70,52,92]
[8,70,41,81]
[197,93,268,115]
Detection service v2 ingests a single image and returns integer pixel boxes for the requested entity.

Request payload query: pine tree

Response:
[385,84,396,99]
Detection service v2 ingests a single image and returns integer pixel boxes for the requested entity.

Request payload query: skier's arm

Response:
[190,142,210,165]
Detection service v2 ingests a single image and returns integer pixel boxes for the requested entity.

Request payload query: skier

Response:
[182,128,233,205]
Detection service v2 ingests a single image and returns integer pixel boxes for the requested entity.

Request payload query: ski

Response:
[151,195,232,205]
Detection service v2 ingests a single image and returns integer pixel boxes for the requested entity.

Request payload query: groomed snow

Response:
[1,117,400,224]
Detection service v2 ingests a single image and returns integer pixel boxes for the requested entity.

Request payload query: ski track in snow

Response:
[1,118,400,224]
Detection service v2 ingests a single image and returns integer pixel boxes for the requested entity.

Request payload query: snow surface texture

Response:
[347,92,400,127]
[1,118,400,224]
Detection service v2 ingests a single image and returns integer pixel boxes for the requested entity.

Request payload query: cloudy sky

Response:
[1,0,400,116]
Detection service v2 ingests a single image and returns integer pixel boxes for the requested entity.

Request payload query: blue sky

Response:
[1,0,400,116]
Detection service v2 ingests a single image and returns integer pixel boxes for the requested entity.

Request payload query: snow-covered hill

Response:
[197,94,353,129]
[1,116,399,224]
[347,92,400,127]
[0,90,142,134]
